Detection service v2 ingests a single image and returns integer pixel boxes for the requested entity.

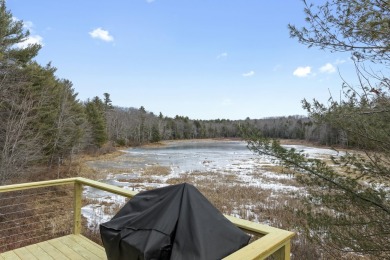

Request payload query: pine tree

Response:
[85,97,108,148]
[0,0,40,64]
[246,0,390,258]
[288,0,390,64]
[103,92,113,110]
[150,124,161,143]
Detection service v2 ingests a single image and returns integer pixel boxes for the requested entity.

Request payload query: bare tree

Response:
[0,67,42,183]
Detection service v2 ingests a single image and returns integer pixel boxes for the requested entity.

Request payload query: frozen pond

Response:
[85,140,262,196]
[120,140,257,174]
[86,139,344,191]
[88,140,342,179]
[82,140,343,228]
[90,140,253,173]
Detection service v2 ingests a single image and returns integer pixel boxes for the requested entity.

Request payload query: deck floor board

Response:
[35,241,69,260]
[0,235,106,260]
[24,244,53,260]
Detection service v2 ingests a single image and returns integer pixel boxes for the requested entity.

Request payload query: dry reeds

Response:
[0,186,73,253]
[142,165,171,176]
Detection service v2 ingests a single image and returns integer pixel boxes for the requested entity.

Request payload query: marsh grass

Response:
[76,161,107,180]
[261,165,295,175]
[142,165,171,176]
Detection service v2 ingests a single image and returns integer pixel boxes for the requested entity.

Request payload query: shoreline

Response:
[141,138,334,150]
[140,137,243,148]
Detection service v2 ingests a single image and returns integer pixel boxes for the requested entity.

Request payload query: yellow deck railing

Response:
[0,177,294,260]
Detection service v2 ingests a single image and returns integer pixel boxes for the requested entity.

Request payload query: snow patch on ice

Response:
[83,141,346,229]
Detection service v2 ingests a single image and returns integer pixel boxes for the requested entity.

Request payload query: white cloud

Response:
[319,63,336,74]
[23,21,34,31]
[89,28,114,42]
[293,66,311,77]
[11,17,44,48]
[13,17,34,31]
[217,52,228,59]
[146,0,155,3]
[16,35,44,48]
[242,70,255,77]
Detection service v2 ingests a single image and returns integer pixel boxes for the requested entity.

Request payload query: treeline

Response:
[103,105,345,147]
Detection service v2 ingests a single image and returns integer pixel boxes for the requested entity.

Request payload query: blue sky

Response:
[8,0,357,120]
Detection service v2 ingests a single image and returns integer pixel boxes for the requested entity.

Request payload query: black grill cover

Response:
[100,183,250,260]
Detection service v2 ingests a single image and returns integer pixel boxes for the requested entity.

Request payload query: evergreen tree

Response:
[0,0,40,64]
[85,97,108,148]
[150,124,161,143]
[288,0,390,63]
[246,0,390,258]
[103,92,113,110]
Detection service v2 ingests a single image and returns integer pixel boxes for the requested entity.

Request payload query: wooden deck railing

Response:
[0,177,294,260]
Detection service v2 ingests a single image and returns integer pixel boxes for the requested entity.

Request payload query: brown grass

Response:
[142,165,171,176]
[0,186,73,253]
[76,163,108,180]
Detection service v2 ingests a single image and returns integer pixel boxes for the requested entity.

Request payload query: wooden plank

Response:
[35,241,70,260]
[70,235,106,259]
[273,241,290,260]
[13,247,37,260]
[223,215,294,259]
[75,177,137,198]
[224,233,292,260]
[0,250,21,260]
[225,215,292,235]
[74,182,82,235]
[0,178,77,193]
[47,237,83,260]
[24,244,53,260]
[60,235,100,260]
[0,177,136,198]
[1,236,105,260]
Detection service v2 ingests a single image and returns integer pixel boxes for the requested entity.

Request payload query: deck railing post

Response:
[273,240,291,260]
[73,181,82,235]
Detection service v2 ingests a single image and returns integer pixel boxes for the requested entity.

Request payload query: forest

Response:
[103,104,337,147]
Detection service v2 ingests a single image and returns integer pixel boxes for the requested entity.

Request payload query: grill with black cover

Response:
[100,183,250,260]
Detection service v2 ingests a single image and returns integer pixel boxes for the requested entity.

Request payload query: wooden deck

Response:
[0,235,107,260]
[0,177,294,260]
